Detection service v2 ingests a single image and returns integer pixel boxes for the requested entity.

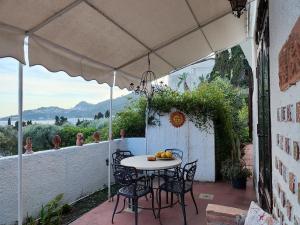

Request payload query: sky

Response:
[0,57,130,118]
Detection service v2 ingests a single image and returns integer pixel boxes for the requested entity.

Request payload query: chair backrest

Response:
[112,150,133,165]
[182,160,197,184]
[165,148,183,159]
[112,164,137,187]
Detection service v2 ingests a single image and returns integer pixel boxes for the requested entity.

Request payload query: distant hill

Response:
[0,93,138,121]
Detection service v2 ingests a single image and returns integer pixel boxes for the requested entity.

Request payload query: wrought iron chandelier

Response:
[129,53,166,99]
[228,0,248,18]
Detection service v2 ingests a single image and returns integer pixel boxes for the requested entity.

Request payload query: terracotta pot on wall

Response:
[120,129,125,139]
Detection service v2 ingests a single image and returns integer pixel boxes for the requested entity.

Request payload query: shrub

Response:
[58,125,97,147]
[0,126,17,156]
[23,124,61,152]
[101,99,146,140]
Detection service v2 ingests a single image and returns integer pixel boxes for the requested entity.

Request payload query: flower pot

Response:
[232,177,247,189]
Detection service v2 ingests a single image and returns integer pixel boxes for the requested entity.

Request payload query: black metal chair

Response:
[163,148,183,204]
[158,160,198,225]
[112,150,134,165]
[165,148,183,159]
[112,164,156,225]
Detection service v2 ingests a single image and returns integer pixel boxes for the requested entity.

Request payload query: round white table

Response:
[120,155,182,171]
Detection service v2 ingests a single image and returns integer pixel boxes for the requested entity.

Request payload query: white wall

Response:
[146,112,215,182]
[269,1,300,224]
[0,138,142,225]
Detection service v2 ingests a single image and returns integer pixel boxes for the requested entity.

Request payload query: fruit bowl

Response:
[156,157,175,160]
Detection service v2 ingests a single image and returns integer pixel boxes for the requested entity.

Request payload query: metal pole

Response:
[108,71,116,200]
[18,62,23,225]
[145,101,149,155]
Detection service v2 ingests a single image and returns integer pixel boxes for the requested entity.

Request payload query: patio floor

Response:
[70,180,256,225]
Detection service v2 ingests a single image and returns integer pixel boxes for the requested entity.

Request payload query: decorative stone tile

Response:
[277,108,282,121]
[286,200,292,221]
[287,104,294,121]
[293,141,300,161]
[275,156,279,170]
[277,134,280,146]
[282,165,288,183]
[289,172,296,194]
[278,17,300,91]
[282,106,287,121]
[296,102,300,123]
[280,136,284,150]
[285,137,291,154]
[281,190,286,207]
[298,183,300,205]
[279,160,283,175]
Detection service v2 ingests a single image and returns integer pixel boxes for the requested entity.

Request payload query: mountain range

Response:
[0,93,137,121]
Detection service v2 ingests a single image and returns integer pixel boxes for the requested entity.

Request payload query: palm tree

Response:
[177,72,190,91]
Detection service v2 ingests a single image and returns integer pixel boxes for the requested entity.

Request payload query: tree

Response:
[104,110,110,118]
[54,116,68,126]
[7,117,11,126]
[94,112,104,120]
[0,126,18,156]
[97,112,104,119]
[14,121,26,130]
[209,45,249,88]
[55,116,60,125]
[76,118,82,126]
[27,120,32,125]
[177,72,190,91]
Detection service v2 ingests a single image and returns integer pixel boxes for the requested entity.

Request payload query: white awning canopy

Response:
[0,0,248,88]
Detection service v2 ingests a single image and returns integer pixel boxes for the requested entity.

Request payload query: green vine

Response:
[148,78,246,179]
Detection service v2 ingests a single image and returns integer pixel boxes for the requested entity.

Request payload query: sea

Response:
[0,118,93,126]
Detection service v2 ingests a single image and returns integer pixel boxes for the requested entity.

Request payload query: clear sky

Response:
[0,57,130,118]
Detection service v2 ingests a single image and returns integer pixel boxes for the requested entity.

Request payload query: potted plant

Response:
[221,159,252,189]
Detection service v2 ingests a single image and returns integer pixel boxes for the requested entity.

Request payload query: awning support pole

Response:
[145,101,149,155]
[18,62,23,225]
[108,71,116,201]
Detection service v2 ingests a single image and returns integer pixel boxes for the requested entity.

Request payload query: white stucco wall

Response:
[0,138,142,225]
[269,0,300,224]
[146,112,215,182]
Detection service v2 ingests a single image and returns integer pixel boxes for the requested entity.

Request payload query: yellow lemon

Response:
[155,152,162,158]
[166,151,173,158]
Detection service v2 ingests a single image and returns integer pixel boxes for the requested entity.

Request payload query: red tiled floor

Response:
[71,181,256,225]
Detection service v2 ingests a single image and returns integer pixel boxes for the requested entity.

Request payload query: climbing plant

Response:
[148,78,246,179]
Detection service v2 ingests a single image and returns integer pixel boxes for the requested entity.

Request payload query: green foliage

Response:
[94,112,104,120]
[101,99,146,140]
[54,116,68,126]
[58,125,97,147]
[39,194,64,225]
[23,124,61,152]
[177,72,190,91]
[209,45,250,89]
[24,194,65,225]
[221,159,252,180]
[238,105,250,143]
[0,126,17,156]
[149,78,247,179]
[104,110,110,118]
